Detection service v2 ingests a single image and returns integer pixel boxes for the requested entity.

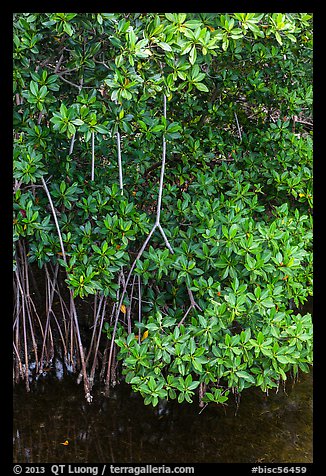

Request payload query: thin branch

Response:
[89,296,107,388]
[69,78,83,156]
[54,53,65,74]
[70,291,92,402]
[91,131,95,181]
[105,94,167,384]
[105,94,201,387]
[198,403,209,415]
[177,303,193,328]
[127,275,136,334]
[155,95,167,225]
[178,287,202,328]
[69,134,76,155]
[138,275,142,345]
[42,176,92,401]
[114,224,158,318]
[94,58,110,69]
[295,119,313,127]
[15,268,30,391]
[58,75,83,89]
[55,66,79,76]
[57,73,94,90]
[41,177,67,264]
[116,129,123,194]
[234,111,242,143]
[157,223,174,254]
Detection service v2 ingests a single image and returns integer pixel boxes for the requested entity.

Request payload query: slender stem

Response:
[42,175,92,400]
[198,403,209,415]
[118,224,157,310]
[127,275,136,334]
[90,296,107,387]
[17,269,30,391]
[70,291,92,402]
[52,310,68,358]
[69,134,76,155]
[157,223,174,254]
[13,341,23,378]
[58,72,89,89]
[138,275,142,345]
[116,129,123,194]
[69,79,83,156]
[177,304,192,328]
[48,322,55,363]
[54,53,64,74]
[106,223,157,384]
[91,131,95,181]
[155,95,167,225]
[234,111,242,143]
[41,177,67,264]
[69,306,74,370]
[100,302,116,382]
[77,293,103,386]
[58,75,84,89]
[86,294,104,364]
[40,270,51,367]
[21,241,39,372]
[178,287,202,328]
[187,286,202,310]
[106,95,170,386]
[40,265,56,369]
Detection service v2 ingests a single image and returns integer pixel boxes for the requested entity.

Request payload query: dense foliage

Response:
[13,13,313,405]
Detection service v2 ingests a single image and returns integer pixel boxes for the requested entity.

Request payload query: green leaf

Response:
[30,81,38,97]
[189,45,197,65]
[95,124,109,134]
[146,323,159,331]
[72,118,84,126]
[229,224,238,238]
[276,355,290,364]
[165,13,177,23]
[236,371,256,384]
[192,359,202,372]
[60,103,68,117]
[39,85,48,98]
[275,31,283,45]
[178,393,185,403]
[50,115,62,125]
[261,299,275,308]
[157,41,172,52]
[67,122,76,136]
[194,82,209,92]
[188,380,200,390]
[63,22,74,36]
[128,28,137,48]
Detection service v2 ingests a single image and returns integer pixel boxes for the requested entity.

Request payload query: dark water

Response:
[13,369,312,464]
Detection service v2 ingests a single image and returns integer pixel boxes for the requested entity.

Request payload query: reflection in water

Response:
[13,371,312,463]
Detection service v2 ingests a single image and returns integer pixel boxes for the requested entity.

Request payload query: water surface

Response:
[13,370,312,464]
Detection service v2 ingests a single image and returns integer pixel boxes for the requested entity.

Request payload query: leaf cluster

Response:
[13,12,313,406]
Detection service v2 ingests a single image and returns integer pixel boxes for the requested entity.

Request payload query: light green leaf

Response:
[275,31,283,45]
[157,41,172,52]
[194,82,208,92]
[236,371,256,384]
[189,45,197,65]
[30,81,38,97]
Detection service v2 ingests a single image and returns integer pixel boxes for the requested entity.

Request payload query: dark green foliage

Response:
[13,13,312,405]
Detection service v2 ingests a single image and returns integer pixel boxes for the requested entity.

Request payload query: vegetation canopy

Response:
[13,12,313,406]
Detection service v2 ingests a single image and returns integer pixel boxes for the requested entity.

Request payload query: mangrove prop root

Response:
[105,94,201,388]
